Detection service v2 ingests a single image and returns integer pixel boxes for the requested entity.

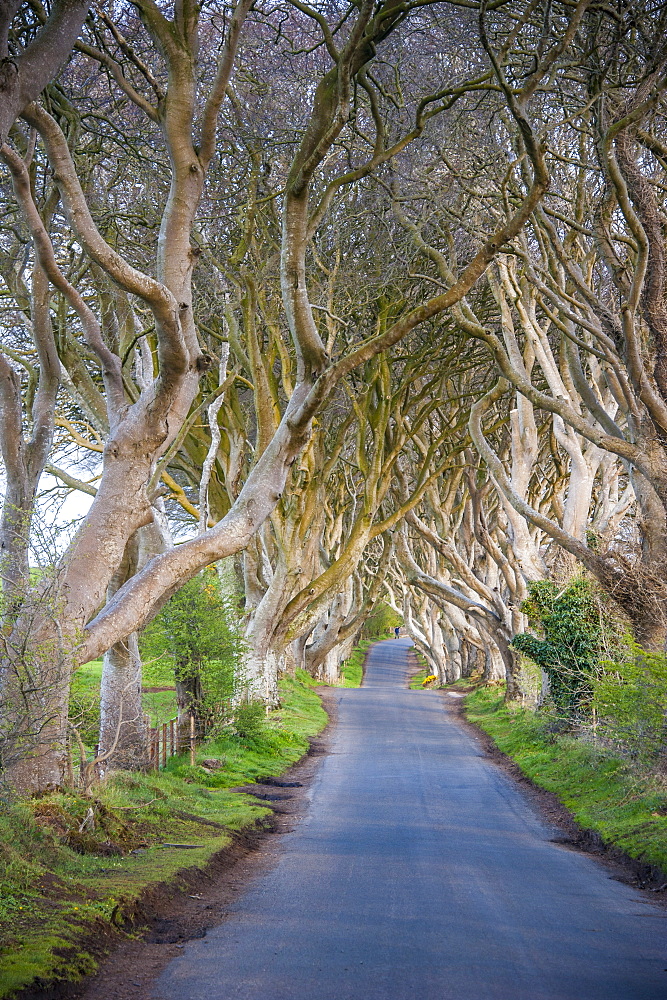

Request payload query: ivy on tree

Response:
[511,579,605,713]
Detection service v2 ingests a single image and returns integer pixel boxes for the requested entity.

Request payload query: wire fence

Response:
[82,712,198,782]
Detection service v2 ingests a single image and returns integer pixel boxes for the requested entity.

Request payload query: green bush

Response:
[512,578,621,713]
[233,702,267,741]
[67,687,100,747]
[140,567,243,727]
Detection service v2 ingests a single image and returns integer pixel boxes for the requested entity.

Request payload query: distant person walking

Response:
[394,626,400,638]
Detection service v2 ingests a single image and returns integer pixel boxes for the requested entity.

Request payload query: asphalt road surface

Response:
[154,638,667,1000]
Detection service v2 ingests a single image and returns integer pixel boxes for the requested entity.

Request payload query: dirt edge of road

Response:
[443,689,667,906]
[13,689,339,1000]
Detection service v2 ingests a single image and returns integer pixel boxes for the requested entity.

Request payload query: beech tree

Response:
[0,0,91,138]
[0,0,591,791]
[464,4,667,648]
[373,0,667,655]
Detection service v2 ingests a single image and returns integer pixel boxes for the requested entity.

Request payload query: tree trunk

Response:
[176,665,205,738]
[238,648,281,707]
[97,520,169,770]
[99,634,148,771]
[0,641,71,792]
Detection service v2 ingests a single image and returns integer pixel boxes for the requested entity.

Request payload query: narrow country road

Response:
[154,639,667,1000]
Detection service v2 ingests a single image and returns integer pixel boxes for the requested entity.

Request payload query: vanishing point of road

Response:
[154,638,667,1000]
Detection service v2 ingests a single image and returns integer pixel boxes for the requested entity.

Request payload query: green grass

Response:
[0,672,327,998]
[70,659,178,735]
[408,649,435,689]
[338,641,376,687]
[71,659,103,692]
[141,689,178,727]
[466,686,667,872]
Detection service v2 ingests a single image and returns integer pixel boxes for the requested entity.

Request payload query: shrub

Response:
[67,687,100,748]
[512,578,622,713]
[233,702,266,741]
[140,567,243,727]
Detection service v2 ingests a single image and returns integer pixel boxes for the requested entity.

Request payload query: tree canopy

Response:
[1,0,667,791]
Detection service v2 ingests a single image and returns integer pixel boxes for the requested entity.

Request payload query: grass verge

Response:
[0,671,326,998]
[408,649,433,689]
[338,641,376,687]
[409,669,429,689]
[465,686,667,873]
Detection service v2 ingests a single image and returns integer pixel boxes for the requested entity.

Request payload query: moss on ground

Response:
[0,672,326,998]
[465,686,667,873]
